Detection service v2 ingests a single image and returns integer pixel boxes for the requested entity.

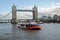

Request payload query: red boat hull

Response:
[18,26,42,30]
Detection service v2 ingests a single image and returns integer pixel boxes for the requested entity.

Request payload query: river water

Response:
[0,23,60,40]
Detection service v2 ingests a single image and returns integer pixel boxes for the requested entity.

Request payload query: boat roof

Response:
[18,23,40,25]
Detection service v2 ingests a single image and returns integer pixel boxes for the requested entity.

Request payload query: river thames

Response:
[0,23,60,40]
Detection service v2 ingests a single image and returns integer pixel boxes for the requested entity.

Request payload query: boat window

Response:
[21,24,24,26]
[29,25,30,27]
[26,24,29,27]
[26,24,31,27]
[25,24,39,27]
[32,24,38,26]
[30,25,32,27]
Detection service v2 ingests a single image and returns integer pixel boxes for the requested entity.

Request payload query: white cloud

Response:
[38,2,60,16]
[1,2,60,19]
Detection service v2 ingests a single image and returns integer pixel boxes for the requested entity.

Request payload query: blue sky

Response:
[0,0,60,19]
[0,0,60,14]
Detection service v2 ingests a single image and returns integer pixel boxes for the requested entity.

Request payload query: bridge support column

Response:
[33,5,38,21]
[11,5,18,24]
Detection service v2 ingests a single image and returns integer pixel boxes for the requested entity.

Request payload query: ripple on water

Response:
[0,23,60,40]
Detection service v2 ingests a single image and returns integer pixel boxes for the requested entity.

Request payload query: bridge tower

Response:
[11,5,18,24]
[33,5,38,21]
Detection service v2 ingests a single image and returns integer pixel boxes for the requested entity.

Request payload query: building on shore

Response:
[57,15,60,22]
[53,14,57,21]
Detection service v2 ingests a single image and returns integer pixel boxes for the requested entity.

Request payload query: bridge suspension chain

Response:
[1,11,11,19]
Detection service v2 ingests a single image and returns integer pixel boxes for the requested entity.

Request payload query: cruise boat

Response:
[17,22,42,30]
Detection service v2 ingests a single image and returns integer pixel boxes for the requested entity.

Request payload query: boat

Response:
[17,22,42,30]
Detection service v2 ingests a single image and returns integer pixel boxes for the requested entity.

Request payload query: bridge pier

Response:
[11,5,18,24]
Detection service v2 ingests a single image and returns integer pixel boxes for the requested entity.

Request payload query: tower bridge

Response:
[11,5,38,24]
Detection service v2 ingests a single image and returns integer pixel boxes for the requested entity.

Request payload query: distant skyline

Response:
[0,0,60,14]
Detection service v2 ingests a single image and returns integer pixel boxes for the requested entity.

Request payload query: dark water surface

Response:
[0,23,60,40]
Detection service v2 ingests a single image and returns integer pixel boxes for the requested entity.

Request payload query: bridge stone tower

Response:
[11,5,18,24]
[33,5,38,21]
